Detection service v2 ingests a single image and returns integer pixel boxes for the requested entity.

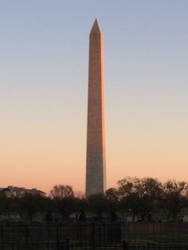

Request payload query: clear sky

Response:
[1,1,188,194]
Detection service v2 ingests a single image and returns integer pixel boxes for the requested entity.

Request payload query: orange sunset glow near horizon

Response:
[1,1,188,195]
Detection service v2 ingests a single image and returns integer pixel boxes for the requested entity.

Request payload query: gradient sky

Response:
[1,1,188,194]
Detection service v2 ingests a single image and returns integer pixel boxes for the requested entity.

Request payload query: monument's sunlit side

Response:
[86,19,106,197]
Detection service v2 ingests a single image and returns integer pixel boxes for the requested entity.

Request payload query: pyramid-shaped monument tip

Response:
[90,19,101,34]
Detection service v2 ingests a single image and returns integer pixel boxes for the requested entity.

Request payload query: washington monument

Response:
[86,19,106,197]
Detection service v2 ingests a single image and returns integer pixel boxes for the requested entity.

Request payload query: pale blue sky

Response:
[0,1,188,193]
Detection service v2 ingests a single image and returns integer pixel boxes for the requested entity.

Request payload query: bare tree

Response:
[50,185,74,200]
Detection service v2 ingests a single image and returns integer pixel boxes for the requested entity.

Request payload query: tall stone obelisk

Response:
[86,19,106,197]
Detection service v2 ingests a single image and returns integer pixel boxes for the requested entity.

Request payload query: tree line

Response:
[0,177,188,222]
